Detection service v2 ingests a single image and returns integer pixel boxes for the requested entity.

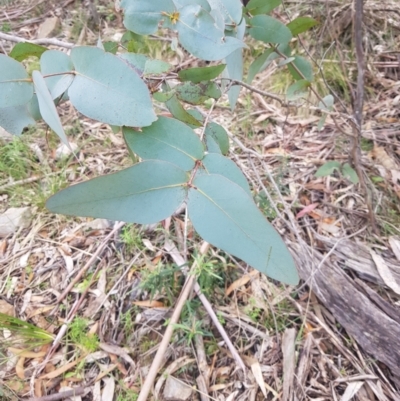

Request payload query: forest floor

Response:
[1,0,400,400]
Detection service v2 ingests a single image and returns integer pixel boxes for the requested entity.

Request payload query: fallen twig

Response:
[0,32,74,49]
[26,387,85,401]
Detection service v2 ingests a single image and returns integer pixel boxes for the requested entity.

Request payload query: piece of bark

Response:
[291,243,400,378]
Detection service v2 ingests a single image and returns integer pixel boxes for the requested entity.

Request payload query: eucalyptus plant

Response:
[0,0,323,285]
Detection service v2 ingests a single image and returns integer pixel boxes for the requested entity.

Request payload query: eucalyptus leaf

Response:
[178,65,226,83]
[186,109,205,128]
[68,46,156,127]
[9,42,47,62]
[173,0,210,11]
[32,70,69,146]
[342,163,359,184]
[165,94,203,127]
[144,59,173,76]
[315,161,341,177]
[176,5,245,61]
[201,153,251,196]
[188,174,299,285]
[245,0,281,15]
[287,56,313,81]
[0,54,33,108]
[204,122,229,155]
[123,116,204,171]
[207,0,243,25]
[121,0,176,35]
[0,104,35,136]
[119,53,148,75]
[286,79,310,100]
[47,160,189,224]
[249,15,292,44]
[247,48,275,84]
[287,16,318,36]
[205,135,222,154]
[40,50,74,99]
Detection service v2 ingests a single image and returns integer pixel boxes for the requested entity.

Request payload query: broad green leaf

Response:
[178,65,226,83]
[121,0,176,35]
[123,116,204,171]
[245,0,281,15]
[287,16,318,36]
[201,153,251,196]
[173,0,210,11]
[342,163,359,184]
[247,48,275,84]
[176,81,221,105]
[205,135,222,154]
[176,5,245,61]
[103,41,119,54]
[0,54,33,108]
[165,94,202,127]
[186,109,205,128]
[144,59,173,76]
[32,70,69,147]
[46,160,189,224]
[153,90,175,102]
[9,42,47,62]
[315,161,341,177]
[317,94,334,130]
[40,50,74,99]
[0,105,35,136]
[188,174,299,285]
[287,56,313,81]
[204,122,229,155]
[286,79,310,100]
[249,15,292,44]
[119,53,148,75]
[207,0,243,25]
[68,46,156,127]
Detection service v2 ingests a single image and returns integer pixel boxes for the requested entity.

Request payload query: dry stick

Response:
[26,387,85,401]
[0,32,74,49]
[352,0,378,233]
[137,241,210,401]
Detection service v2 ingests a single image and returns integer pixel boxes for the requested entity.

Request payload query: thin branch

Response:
[0,32,74,49]
[26,387,85,401]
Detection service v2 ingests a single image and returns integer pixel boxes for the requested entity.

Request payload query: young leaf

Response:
[103,41,119,54]
[188,174,299,285]
[0,54,33,108]
[32,70,69,147]
[287,16,318,36]
[201,153,251,196]
[204,122,229,155]
[178,65,226,84]
[9,42,47,62]
[165,94,203,127]
[286,79,310,100]
[40,50,74,99]
[0,105,35,136]
[247,48,275,84]
[342,163,359,184]
[186,109,205,129]
[68,46,156,127]
[176,5,245,61]
[249,15,292,44]
[287,55,313,81]
[175,81,221,105]
[245,0,281,15]
[46,160,189,224]
[123,116,204,171]
[121,0,176,35]
[315,161,341,177]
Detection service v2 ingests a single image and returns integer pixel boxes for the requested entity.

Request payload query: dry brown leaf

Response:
[0,299,14,315]
[34,379,42,397]
[98,343,135,366]
[389,237,400,262]
[26,305,55,319]
[225,270,259,296]
[340,381,364,401]
[15,356,25,379]
[132,300,165,308]
[370,250,400,295]
[102,377,115,401]
[282,328,296,401]
[247,356,267,397]
[8,348,47,358]
[40,355,86,379]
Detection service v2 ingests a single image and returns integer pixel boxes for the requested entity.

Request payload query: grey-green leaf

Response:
[40,50,74,99]
[287,56,313,81]
[0,54,33,108]
[315,161,341,177]
[165,94,202,127]
[188,174,299,285]
[176,5,245,61]
[342,163,359,184]
[178,65,226,83]
[176,81,221,105]
[286,79,310,100]
[287,16,318,36]
[201,153,251,196]
[121,0,176,35]
[68,46,156,127]
[0,104,35,136]
[245,0,281,15]
[32,70,69,146]
[144,59,173,76]
[247,48,275,84]
[204,122,229,155]
[207,0,243,25]
[249,15,292,44]
[123,116,204,171]
[46,160,189,224]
